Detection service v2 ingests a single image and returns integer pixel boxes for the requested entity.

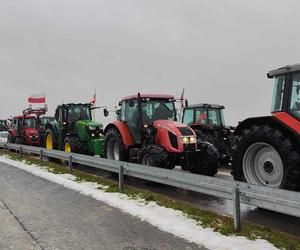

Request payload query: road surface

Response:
[0,162,204,250]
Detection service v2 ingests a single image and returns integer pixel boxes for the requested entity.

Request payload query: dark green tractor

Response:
[182,103,234,166]
[44,103,104,156]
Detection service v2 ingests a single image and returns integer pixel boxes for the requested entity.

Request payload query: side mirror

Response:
[185,100,188,107]
[103,108,109,117]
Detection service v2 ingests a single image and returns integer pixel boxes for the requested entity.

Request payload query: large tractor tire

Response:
[232,124,300,191]
[104,129,128,161]
[140,145,174,169]
[189,141,219,176]
[44,128,57,150]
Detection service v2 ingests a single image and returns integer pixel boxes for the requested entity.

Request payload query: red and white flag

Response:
[28,93,46,104]
[91,90,96,105]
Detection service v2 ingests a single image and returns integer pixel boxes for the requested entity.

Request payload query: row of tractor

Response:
[4,64,300,191]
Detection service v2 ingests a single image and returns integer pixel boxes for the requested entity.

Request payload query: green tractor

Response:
[44,103,104,156]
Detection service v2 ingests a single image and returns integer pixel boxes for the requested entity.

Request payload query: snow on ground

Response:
[0,156,278,250]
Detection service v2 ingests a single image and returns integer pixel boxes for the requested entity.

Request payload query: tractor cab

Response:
[183,104,225,129]
[269,64,300,130]
[118,94,177,143]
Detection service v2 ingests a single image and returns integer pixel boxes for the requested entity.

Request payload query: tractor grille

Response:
[178,127,194,136]
[168,131,178,149]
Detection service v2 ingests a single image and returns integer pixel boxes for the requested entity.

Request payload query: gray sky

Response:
[1,0,300,125]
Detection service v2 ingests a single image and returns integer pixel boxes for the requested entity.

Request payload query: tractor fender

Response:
[234,115,300,146]
[104,121,133,146]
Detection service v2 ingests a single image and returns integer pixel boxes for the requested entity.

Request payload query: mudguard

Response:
[104,121,133,146]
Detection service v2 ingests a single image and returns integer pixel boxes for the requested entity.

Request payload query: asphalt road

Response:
[0,162,205,250]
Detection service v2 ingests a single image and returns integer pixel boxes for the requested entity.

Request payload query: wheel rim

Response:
[65,142,71,153]
[113,142,120,161]
[142,154,156,167]
[242,142,284,188]
[107,139,120,160]
[46,134,53,149]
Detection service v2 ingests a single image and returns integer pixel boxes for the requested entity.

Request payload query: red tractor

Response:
[232,64,300,191]
[104,93,219,176]
[8,106,48,146]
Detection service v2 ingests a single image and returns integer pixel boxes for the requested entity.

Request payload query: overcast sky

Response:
[1,0,299,125]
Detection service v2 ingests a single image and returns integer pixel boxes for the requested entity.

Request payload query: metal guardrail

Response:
[0,142,300,231]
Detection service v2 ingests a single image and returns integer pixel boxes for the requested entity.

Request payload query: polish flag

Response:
[28,93,46,104]
[91,90,96,105]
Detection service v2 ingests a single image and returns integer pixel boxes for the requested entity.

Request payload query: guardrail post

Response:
[119,165,124,192]
[4,143,6,153]
[68,155,72,173]
[19,146,23,158]
[233,186,241,232]
[40,149,43,165]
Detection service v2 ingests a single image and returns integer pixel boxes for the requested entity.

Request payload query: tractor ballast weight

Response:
[232,64,300,191]
[44,103,104,156]
[182,103,234,166]
[104,93,219,176]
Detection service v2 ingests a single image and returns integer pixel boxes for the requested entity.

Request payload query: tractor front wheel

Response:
[104,129,127,161]
[64,136,81,153]
[232,124,300,190]
[189,141,219,176]
[141,145,174,169]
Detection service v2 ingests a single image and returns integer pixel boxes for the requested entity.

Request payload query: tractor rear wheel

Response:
[232,124,300,190]
[141,145,174,169]
[104,129,128,161]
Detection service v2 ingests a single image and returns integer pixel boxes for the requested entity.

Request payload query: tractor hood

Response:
[76,120,103,129]
[153,120,195,136]
[153,120,196,153]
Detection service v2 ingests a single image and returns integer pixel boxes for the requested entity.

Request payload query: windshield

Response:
[142,99,176,122]
[289,73,300,120]
[68,105,92,122]
[193,108,223,126]
[24,118,36,128]
[40,117,53,126]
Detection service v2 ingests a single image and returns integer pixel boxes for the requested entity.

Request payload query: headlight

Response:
[179,136,196,144]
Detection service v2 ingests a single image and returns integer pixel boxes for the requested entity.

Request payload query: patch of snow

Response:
[0,156,278,250]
